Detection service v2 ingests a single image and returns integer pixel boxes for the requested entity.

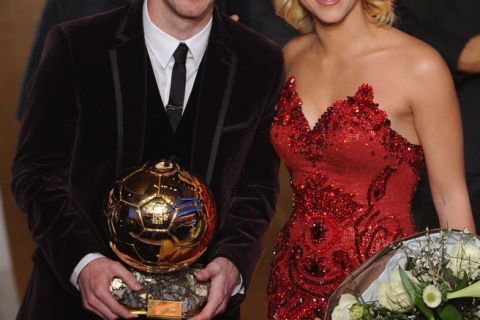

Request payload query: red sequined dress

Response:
[267,77,425,319]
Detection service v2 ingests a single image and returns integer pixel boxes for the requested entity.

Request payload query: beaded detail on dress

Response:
[267,77,425,320]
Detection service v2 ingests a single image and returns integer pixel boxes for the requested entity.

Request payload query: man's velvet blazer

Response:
[11,0,284,318]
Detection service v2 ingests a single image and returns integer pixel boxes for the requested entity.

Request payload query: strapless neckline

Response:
[287,76,422,148]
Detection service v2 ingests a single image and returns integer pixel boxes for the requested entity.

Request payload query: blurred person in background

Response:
[216,0,297,46]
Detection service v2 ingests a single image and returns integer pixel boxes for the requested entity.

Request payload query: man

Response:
[11,0,284,319]
[395,1,480,232]
[16,0,294,120]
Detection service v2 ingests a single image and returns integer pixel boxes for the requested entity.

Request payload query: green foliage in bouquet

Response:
[330,230,480,320]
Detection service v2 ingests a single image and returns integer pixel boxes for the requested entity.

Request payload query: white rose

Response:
[331,294,356,320]
[448,244,480,277]
[377,267,415,311]
[378,282,395,310]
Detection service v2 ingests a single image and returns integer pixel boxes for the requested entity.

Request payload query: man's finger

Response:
[191,272,228,320]
[208,276,230,318]
[96,287,137,319]
[191,258,240,319]
[113,263,142,291]
[78,258,139,319]
[195,266,216,282]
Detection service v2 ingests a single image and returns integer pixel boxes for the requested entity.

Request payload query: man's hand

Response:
[458,34,480,73]
[190,257,241,320]
[78,257,141,319]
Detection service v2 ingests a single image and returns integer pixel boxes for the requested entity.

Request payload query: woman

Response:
[267,0,476,319]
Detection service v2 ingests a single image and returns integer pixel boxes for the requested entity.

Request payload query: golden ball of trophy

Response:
[104,161,216,318]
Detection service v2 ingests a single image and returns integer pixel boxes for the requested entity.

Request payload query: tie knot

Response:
[173,43,189,65]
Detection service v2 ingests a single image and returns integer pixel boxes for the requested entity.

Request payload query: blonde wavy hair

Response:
[274,0,395,33]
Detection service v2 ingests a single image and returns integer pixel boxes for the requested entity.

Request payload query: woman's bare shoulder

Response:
[379,27,456,110]
[381,27,450,80]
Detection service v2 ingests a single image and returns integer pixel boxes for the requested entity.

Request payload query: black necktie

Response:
[166,42,189,132]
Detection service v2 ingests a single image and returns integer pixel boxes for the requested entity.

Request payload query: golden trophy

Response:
[104,161,216,319]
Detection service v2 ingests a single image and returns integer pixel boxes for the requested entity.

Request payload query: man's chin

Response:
[166,0,214,21]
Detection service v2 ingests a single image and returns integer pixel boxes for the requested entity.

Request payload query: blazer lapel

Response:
[191,8,238,185]
[109,0,147,176]
[109,2,237,182]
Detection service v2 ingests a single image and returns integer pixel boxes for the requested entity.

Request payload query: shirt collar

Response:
[142,0,212,69]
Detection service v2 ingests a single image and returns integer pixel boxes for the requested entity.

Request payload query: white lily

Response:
[422,285,442,308]
[447,280,480,299]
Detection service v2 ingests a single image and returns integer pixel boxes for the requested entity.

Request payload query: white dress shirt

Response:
[143,0,211,112]
[71,0,244,296]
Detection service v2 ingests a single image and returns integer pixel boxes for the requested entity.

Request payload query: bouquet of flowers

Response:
[325,229,480,320]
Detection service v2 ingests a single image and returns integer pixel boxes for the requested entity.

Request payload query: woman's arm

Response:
[407,45,475,233]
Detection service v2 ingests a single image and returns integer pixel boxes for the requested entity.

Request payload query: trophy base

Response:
[110,267,209,319]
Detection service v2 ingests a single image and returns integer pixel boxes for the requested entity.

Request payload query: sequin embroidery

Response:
[267,77,425,319]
